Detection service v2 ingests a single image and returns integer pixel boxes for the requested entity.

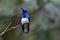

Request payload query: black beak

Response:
[21,8,23,10]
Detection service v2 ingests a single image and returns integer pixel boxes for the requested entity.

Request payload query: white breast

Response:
[21,18,29,24]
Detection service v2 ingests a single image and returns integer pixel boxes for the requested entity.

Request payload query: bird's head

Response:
[21,8,27,13]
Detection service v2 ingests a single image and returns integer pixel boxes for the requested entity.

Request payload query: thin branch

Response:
[0,22,12,36]
[6,25,20,32]
[0,23,21,36]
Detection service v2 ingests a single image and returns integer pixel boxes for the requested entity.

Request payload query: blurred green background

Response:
[0,0,60,40]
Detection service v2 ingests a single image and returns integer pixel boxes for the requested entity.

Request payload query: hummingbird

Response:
[20,8,30,33]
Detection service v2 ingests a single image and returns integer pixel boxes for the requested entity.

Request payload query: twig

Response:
[0,22,12,36]
[0,23,21,36]
[6,25,20,32]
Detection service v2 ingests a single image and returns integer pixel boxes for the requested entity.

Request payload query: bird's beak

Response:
[21,8,23,10]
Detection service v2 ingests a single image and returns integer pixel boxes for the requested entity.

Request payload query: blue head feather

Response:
[21,9,29,18]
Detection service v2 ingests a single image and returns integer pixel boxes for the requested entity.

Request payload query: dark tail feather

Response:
[21,24,24,32]
[27,23,29,33]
